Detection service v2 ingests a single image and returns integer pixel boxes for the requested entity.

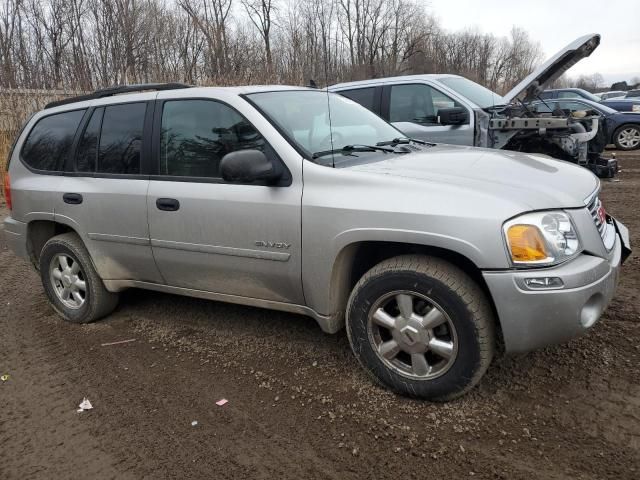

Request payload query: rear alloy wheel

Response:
[40,233,119,324]
[49,253,87,309]
[614,125,640,150]
[346,255,495,401]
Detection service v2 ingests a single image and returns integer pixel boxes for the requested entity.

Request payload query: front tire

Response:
[39,233,119,324]
[346,255,495,401]
[613,125,640,150]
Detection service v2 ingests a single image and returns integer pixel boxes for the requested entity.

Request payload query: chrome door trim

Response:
[150,238,291,262]
[88,232,151,245]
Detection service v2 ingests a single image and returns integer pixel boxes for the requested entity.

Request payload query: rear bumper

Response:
[2,216,29,260]
[483,227,625,354]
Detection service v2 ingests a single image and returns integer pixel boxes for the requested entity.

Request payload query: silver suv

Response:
[2,83,631,400]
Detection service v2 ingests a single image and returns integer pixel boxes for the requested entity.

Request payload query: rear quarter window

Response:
[20,109,85,171]
[339,88,377,112]
[97,103,146,174]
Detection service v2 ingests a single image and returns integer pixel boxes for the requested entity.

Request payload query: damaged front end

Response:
[478,106,617,178]
[479,33,616,178]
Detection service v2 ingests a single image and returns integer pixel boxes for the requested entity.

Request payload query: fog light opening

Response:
[524,277,564,290]
[580,293,604,328]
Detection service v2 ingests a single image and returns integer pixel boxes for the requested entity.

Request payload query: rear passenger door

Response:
[382,83,474,145]
[54,100,163,284]
[146,96,304,305]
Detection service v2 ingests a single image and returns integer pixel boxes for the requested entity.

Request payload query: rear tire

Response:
[346,255,495,401]
[613,124,640,150]
[39,233,119,324]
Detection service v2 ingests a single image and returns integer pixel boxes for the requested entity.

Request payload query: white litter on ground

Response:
[77,398,93,413]
[191,420,198,426]
[216,399,228,406]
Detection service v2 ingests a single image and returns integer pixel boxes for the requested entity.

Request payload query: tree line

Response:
[0,0,544,94]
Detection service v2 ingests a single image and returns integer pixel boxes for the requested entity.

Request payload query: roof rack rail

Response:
[44,82,193,109]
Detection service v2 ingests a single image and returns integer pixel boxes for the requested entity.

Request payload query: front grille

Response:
[587,194,606,240]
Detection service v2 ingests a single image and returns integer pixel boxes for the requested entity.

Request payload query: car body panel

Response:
[600,98,640,112]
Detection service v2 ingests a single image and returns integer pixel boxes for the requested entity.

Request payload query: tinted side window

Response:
[340,88,376,112]
[160,100,265,178]
[538,91,554,100]
[558,91,580,99]
[389,84,462,125]
[21,110,85,171]
[76,107,103,172]
[98,103,146,174]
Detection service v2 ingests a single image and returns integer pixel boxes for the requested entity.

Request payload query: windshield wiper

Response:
[312,144,396,159]
[376,137,434,146]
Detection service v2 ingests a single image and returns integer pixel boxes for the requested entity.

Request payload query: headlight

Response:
[503,211,580,266]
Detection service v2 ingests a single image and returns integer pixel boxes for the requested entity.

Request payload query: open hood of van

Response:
[502,34,601,105]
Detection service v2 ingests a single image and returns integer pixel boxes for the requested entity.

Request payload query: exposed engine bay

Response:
[474,103,617,178]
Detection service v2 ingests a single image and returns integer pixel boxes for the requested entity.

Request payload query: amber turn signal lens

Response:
[507,224,548,262]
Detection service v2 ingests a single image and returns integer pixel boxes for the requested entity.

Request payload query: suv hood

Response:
[341,144,598,210]
[502,34,600,105]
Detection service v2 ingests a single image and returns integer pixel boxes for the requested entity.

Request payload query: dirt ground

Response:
[1,151,639,480]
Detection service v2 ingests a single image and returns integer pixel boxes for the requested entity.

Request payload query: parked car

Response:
[597,90,627,100]
[2,82,631,400]
[538,88,602,102]
[530,98,640,150]
[625,89,640,98]
[600,97,640,113]
[329,34,617,178]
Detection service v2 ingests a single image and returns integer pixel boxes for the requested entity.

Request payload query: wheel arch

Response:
[26,220,78,269]
[324,240,502,346]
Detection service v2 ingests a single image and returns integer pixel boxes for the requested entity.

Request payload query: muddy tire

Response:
[346,255,495,401]
[39,233,118,324]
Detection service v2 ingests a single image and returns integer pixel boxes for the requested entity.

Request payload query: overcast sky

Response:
[426,0,640,84]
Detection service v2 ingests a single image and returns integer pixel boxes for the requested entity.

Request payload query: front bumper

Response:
[483,221,628,354]
[2,216,29,260]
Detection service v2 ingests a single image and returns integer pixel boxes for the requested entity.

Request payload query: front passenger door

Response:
[147,98,304,305]
[384,83,473,145]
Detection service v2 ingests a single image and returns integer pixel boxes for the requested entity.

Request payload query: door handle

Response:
[156,198,180,211]
[63,193,83,205]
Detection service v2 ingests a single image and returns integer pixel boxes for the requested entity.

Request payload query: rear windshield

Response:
[21,109,85,171]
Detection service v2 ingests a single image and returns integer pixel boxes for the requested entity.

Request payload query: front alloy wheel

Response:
[368,291,458,380]
[346,255,495,401]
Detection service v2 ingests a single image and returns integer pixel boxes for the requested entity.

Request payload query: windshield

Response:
[576,89,602,102]
[246,90,404,164]
[566,99,617,115]
[438,76,504,108]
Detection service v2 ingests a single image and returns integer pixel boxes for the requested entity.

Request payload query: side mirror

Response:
[220,149,281,184]
[438,107,469,125]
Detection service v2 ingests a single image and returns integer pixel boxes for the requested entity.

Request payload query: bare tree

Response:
[0,0,547,96]
[241,0,276,74]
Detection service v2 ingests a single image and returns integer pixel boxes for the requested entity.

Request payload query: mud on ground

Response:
[1,151,639,479]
